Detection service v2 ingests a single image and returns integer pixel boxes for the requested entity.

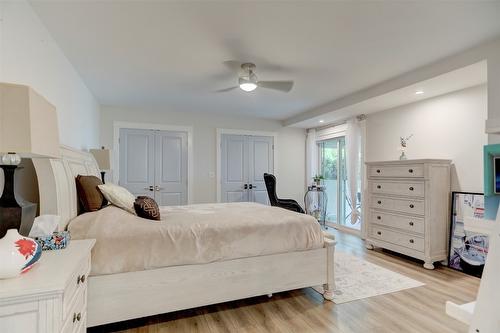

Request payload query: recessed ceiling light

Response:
[415,90,424,95]
[319,120,324,123]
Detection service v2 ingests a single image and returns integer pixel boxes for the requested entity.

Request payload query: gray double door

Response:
[119,128,188,206]
[221,134,274,204]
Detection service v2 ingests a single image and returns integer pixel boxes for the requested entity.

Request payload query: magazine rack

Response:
[445,209,500,332]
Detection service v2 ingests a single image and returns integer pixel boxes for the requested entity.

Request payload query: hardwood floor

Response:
[88,229,479,333]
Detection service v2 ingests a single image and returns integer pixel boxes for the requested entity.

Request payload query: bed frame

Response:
[33,145,336,327]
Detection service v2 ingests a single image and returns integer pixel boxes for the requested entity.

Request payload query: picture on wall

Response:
[448,192,489,278]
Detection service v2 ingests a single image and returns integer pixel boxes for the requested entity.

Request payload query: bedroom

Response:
[0,1,499,332]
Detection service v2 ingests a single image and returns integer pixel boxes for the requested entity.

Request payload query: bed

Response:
[32,145,335,327]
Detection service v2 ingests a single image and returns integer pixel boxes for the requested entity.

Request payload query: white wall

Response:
[0,1,100,150]
[101,107,306,204]
[0,1,100,205]
[366,84,487,193]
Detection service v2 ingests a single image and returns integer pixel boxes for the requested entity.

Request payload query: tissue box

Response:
[35,231,71,251]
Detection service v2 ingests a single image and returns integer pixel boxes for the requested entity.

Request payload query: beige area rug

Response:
[314,251,425,304]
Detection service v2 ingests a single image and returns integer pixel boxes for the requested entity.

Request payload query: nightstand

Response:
[0,239,95,333]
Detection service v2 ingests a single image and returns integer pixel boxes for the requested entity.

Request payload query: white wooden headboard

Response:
[32,145,100,231]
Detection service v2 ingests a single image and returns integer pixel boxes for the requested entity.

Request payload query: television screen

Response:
[495,157,500,194]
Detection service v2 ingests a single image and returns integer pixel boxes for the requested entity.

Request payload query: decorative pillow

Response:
[134,196,161,221]
[75,175,107,212]
[97,184,136,214]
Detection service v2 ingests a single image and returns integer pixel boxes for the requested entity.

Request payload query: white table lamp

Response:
[90,147,111,183]
[0,83,60,237]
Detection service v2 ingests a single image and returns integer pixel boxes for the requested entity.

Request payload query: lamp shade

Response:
[90,148,111,170]
[0,83,60,158]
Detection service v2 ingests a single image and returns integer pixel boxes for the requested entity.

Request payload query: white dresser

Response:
[364,160,451,269]
[0,239,95,333]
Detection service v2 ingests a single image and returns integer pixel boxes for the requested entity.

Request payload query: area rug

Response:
[314,251,425,304]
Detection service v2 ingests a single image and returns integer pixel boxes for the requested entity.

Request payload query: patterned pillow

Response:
[134,196,161,220]
[75,175,107,213]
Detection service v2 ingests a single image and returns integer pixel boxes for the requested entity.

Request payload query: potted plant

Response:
[313,174,324,186]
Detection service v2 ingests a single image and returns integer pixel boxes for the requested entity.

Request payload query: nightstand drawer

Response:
[369,164,424,178]
[370,180,424,197]
[61,285,86,333]
[370,226,424,252]
[63,255,90,321]
[371,196,424,215]
[370,210,424,234]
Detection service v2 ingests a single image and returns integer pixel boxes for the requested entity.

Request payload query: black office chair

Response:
[263,173,305,213]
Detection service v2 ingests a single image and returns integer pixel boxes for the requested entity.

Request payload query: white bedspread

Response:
[68,202,324,276]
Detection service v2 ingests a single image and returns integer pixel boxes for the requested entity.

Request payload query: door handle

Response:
[145,186,154,191]
[244,184,248,190]
[249,184,257,189]
[155,186,163,191]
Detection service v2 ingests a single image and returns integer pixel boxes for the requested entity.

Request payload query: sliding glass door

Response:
[318,137,361,230]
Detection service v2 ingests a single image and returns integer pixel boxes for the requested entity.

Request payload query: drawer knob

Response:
[377,185,381,189]
[409,204,415,208]
[377,231,382,235]
[409,221,414,226]
[409,239,414,244]
[77,274,86,285]
[73,312,82,323]
[377,200,382,204]
[408,169,414,173]
[377,216,381,220]
[409,186,414,191]
[376,169,381,173]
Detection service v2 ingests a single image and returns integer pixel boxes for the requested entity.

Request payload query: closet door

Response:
[155,130,188,206]
[119,128,155,197]
[248,136,274,205]
[221,134,249,203]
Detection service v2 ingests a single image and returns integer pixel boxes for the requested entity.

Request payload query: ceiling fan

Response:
[216,62,294,93]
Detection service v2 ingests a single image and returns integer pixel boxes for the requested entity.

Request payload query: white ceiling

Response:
[293,61,488,128]
[30,1,500,121]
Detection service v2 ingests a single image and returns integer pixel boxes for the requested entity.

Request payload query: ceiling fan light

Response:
[239,82,257,92]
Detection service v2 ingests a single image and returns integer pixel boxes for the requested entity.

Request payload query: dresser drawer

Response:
[369,164,424,178]
[371,196,424,215]
[370,180,424,197]
[61,283,86,333]
[370,210,424,234]
[370,226,424,252]
[63,255,90,321]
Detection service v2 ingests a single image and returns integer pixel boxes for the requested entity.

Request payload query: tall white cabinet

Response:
[364,159,451,269]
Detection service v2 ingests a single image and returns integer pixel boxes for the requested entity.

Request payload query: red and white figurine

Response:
[0,229,42,279]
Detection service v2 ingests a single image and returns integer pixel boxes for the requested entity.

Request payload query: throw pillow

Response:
[134,196,161,220]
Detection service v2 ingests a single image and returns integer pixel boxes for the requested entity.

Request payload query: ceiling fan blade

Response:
[214,86,239,93]
[257,81,294,92]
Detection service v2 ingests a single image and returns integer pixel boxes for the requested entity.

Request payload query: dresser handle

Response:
[409,204,414,208]
[376,169,381,173]
[377,185,381,189]
[77,274,86,285]
[409,221,414,226]
[409,239,414,244]
[377,216,381,220]
[73,312,81,323]
[377,200,382,204]
[377,231,382,235]
[408,169,414,173]
[409,186,414,191]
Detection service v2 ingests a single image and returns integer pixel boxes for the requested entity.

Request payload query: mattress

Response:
[68,202,324,276]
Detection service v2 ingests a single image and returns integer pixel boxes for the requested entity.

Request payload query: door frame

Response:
[216,128,278,203]
[113,121,194,204]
